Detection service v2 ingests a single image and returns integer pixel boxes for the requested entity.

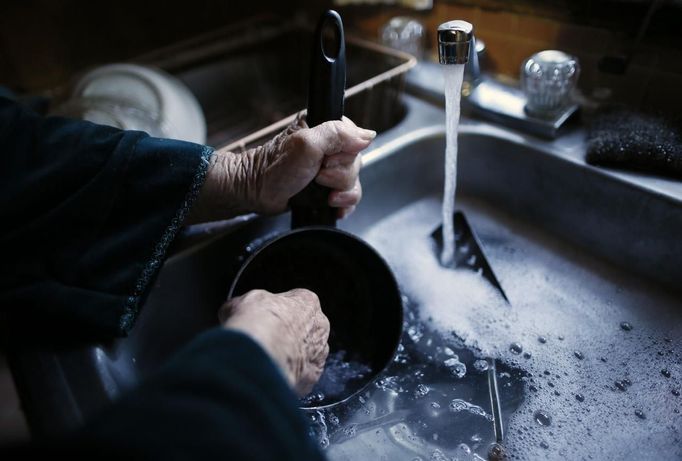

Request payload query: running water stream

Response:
[440,64,466,267]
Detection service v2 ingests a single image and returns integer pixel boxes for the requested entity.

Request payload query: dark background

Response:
[1,0,680,93]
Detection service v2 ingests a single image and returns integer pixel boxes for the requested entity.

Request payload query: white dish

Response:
[65,63,207,144]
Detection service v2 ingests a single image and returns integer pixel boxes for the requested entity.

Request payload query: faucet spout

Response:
[437,20,473,65]
[438,20,480,84]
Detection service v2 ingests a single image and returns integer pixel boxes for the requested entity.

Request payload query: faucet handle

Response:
[521,50,580,117]
[380,16,426,60]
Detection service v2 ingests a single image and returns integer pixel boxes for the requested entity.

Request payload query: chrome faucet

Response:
[437,20,472,64]
[434,19,577,138]
[437,20,480,84]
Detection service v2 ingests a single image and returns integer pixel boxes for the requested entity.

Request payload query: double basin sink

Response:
[11,94,681,459]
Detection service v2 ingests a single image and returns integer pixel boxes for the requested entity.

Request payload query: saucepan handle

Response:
[290,10,346,229]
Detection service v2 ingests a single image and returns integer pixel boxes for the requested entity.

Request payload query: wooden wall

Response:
[1,0,680,111]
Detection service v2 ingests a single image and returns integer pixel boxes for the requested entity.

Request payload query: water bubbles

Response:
[449,399,468,412]
[533,410,552,426]
[393,343,409,364]
[538,336,547,344]
[523,352,532,359]
[430,402,441,409]
[573,351,584,360]
[443,357,461,368]
[414,384,430,398]
[328,414,339,426]
[343,424,357,438]
[575,393,585,402]
[303,350,371,404]
[443,356,467,378]
[473,359,489,373]
[672,389,680,397]
[620,321,633,331]
[540,441,550,449]
[456,443,472,456]
[510,343,523,354]
[302,392,326,405]
[615,380,632,392]
[661,369,671,378]
[448,399,493,420]
[600,357,608,363]
[430,449,449,461]
[634,409,646,419]
[308,411,329,449]
[407,325,424,343]
[469,405,491,419]
[376,376,402,392]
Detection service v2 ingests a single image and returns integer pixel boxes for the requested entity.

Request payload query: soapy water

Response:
[302,350,373,407]
[303,289,523,459]
[304,197,680,460]
[357,197,682,460]
[305,279,525,460]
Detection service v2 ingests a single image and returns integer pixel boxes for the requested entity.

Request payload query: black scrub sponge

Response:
[586,109,682,179]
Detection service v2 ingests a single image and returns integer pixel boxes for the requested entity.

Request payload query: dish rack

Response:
[135,16,416,150]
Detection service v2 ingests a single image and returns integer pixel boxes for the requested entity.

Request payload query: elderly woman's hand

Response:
[188,117,374,223]
[220,289,330,396]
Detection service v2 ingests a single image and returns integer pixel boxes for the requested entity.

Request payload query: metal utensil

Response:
[431,211,508,302]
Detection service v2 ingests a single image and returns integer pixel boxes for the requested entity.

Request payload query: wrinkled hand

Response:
[219,289,330,396]
[188,116,374,223]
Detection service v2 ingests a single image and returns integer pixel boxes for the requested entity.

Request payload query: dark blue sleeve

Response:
[1,329,326,460]
[76,329,324,460]
[0,96,213,340]
[0,96,324,460]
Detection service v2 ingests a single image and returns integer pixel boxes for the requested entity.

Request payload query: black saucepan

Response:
[228,10,403,409]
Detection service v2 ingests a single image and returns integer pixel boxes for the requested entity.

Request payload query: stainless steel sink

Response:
[10,95,682,459]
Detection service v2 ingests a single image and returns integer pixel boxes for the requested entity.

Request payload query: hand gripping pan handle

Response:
[290,10,346,229]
